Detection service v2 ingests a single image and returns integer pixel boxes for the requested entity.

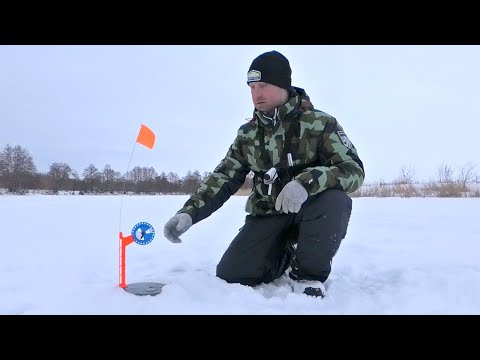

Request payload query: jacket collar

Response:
[254,88,301,128]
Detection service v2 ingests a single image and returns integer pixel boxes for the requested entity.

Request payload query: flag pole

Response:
[118,141,137,288]
[119,142,137,234]
[118,124,156,289]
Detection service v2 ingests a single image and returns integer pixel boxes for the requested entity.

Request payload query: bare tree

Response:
[437,163,455,183]
[70,170,79,194]
[167,172,181,193]
[82,164,101,194]
[456,163,476,195]
[143,166,158,193]
[48,162,72,194]
[394,165,416,184]
[155,172,169,193]
[0,144,37,193]
[182,170,202,194]
[127,166,142,183]
[127,166,142,194]
[101,164,120,194]
[126,166,158,194]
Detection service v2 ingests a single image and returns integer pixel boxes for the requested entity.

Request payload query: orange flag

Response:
[136,124,155,149]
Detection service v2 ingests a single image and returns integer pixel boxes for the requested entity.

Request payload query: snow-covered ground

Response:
[1,194,479,314]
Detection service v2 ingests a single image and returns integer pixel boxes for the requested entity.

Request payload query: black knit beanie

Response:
[247,50,292,90]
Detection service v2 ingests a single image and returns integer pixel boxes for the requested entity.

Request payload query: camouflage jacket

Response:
[178,87,365,224]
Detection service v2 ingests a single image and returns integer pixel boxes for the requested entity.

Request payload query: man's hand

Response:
[275,180,308,214]
[163,213,192,243]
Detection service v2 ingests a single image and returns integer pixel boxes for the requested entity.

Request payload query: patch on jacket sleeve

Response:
[337,130,354,149]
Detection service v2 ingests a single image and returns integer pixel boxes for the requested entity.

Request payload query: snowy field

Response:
[1,194,479,315]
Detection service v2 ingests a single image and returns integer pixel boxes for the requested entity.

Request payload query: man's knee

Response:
[216,256,261,287]
[216,246,292,287]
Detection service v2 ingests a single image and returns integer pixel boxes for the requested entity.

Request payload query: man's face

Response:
[249,82,288,115]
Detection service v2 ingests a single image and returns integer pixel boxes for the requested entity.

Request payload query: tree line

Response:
[0,144,254,195]
[4,144,477,198]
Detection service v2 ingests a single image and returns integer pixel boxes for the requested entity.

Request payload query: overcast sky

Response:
[1,45,479,183]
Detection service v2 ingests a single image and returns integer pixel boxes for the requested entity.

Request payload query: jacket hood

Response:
[293,86,314,113]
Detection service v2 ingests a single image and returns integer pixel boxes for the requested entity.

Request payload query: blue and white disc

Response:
[131,222,155,245]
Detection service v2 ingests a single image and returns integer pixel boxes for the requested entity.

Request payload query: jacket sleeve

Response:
[177,131,250,224]
[295,116,365,195]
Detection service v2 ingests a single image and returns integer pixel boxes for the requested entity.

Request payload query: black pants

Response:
[216,189,352,286]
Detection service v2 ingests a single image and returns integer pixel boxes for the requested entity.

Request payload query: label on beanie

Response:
[247,70,261,82]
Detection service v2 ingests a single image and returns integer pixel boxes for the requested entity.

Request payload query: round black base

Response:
[123,282,166,296]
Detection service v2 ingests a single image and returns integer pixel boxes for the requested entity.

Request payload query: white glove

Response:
[163,213,192,243]
[275,180,308,214]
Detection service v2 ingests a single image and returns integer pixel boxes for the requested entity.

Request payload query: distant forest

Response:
[1,144,478,197]
[0,144,253,195]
